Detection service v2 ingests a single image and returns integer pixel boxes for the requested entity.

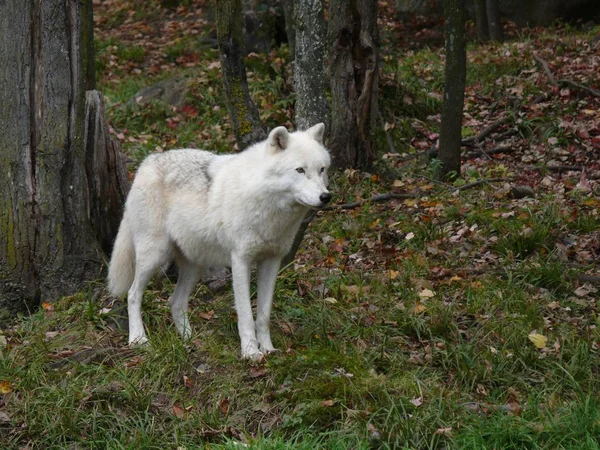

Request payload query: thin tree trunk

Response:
[0,0,128,323]
[437,0,466,181]
[282,0,296,60]
[328,0,379,169]
[294,0,329,132]
[474,0,489,42]
[486,0,503,42]
[216,0,267,149]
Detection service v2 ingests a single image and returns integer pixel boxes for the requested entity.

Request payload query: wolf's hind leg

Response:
[128,240,171,345]
[256,257,281,353]
[169,258,202,340]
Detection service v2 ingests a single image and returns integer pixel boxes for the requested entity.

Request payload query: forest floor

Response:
[2,1,600,448]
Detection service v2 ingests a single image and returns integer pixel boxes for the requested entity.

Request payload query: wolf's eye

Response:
[320,167,325,173]
[296,168,305,174]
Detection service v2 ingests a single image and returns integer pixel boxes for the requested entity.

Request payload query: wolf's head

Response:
[265,123,332,210]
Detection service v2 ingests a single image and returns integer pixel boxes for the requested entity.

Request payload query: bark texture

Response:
[216,0,267,149]
[437,0,466,180]
[328,0,380,169]
[294,0,329,132]
[0,0,127,322]
[486,0,504,42]
[474,0,489,42]
[84,91,130,256]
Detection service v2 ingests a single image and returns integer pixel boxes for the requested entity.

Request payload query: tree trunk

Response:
[216,0,267,149]
[0,0,128,323]
[474,0,489,42]
[82,0,96,91]
[328,0,380,169]
[84,91,131,256]
[294,0,329,132]
[282,0,330,267]
[282,0,296,60]
[486,0,503,42]
[437,0,466,181]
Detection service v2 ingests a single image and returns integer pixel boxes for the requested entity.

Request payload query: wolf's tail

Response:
[107,218,135,296]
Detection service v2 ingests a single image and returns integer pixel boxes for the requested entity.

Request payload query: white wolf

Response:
[107,123,331,360]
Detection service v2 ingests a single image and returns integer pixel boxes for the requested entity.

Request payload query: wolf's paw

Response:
[128,335,149,347]
[259,343,279,354]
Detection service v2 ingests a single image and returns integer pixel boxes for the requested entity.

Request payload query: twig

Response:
[457,178,511,191]
[523,165,583,173]
[532,52,558,86]
[465,146,516,158]
[558,79,600,98]
[325,191,420,211]
[461,117,511,147]
[533,52,600,98]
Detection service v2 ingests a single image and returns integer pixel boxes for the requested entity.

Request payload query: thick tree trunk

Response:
[294,0,329,132]
[437,0,466,180]
[216,0,267,149]
[282,0,296,60]
[474,0,489,42]
[328,0,380,169]
[486,0,504,42]
[0,0,128,323]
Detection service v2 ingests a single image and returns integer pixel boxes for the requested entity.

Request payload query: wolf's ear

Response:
[268,126,289,152]
[306,123,325,144]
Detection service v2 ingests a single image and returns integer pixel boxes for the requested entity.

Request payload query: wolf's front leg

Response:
[256,257,281,353]
[231,254,262,360]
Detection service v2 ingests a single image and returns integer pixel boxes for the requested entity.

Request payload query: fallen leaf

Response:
[388,270,400,280]
[41,302,53,311]
[183,375,194,389]
[410,303,427,314]
[45,331,60,340]
[392,179,404,187]
[322,399,335,407]
[198,310,215,321]
[528,332,548,349]
[405,232,415,241]
[410,396,423,407]
[172,403,186,419]
[0,380,12,394]
[248,366,268,379]
[418,288,435,299]
[323,297,338,304]
[218,398,230,415]
[574,286,590,297]
[435,427,453,436]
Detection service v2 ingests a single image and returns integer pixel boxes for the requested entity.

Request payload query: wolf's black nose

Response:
[320,193,332,204]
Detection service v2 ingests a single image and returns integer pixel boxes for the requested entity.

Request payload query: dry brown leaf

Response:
[218,398,230,415]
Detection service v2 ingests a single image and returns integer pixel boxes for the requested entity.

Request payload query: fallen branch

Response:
[325,191,420,210]
[524,165,583,173]
[532,52,558,86]
[465,146,516,159]
[457,178,511,191]
[462,117,511,147]
[558,79,600,98]
[533,52,600,98]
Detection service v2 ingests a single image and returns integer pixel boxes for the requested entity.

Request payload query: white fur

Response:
[107,123,331,360]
